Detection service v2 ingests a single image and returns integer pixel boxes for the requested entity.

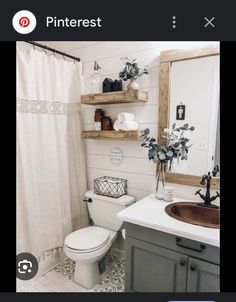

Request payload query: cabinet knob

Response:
[200,244,206,250]
[190,264,197,271]
[179,259,186,266]
[176,237,181,243]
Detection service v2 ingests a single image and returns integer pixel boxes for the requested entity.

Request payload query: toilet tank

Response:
[85,191,135,231]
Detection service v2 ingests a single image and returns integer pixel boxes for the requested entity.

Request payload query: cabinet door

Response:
[125,236,188,292]
[187,257,220,292]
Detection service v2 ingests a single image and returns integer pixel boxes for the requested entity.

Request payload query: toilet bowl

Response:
[64,190,135,289]
[64,226,117,289]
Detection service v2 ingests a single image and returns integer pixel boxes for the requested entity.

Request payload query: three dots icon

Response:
[172,16,176,29]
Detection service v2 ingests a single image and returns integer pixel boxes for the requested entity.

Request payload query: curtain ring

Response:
[43,48,47,55]
[53,50,56,57]
[63,53,66,61]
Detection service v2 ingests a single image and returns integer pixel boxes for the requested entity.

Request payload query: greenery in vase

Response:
[119,57,149,81]
[141,123,195,172]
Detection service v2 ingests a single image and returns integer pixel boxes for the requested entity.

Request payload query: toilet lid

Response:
[65,226,110,252]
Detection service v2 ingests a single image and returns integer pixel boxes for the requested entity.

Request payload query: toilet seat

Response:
[65,226,110,253]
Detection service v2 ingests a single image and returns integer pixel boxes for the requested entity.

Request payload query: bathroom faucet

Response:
[195,171,220,209]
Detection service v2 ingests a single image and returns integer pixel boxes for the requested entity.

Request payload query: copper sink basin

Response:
[165,202,220,229]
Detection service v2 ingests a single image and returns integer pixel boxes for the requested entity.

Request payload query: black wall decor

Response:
[176,104,186,120]
[103,78,113,92]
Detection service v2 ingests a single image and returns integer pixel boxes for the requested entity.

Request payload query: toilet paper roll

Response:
[117,112,135,122]
[119,121,139,131]
[113,120,122,131]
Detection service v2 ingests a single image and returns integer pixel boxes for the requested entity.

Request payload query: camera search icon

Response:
[16,252,38,280]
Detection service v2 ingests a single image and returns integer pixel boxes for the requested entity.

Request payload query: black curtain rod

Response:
[25,41,81,62]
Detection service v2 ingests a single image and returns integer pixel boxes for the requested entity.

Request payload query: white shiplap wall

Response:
[54,41,218,201]
[41,41,220,254]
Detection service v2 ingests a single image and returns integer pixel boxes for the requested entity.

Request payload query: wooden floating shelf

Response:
[82,130,140,140]
[81,90,148,105]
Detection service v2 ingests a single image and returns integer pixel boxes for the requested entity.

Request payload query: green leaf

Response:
[183,123,189,129]
[144,128,150,135]
[158,152,166,160]
[166,151,174,157]
[172,123,176,129]
[177,145,182,150]
[148,149,157,159]
[149,138,156,143]
[174,142,180,148]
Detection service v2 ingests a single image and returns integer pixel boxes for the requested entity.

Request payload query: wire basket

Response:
[94,176,127,198]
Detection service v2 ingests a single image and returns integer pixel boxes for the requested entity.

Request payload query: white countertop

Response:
[117,194,219,247]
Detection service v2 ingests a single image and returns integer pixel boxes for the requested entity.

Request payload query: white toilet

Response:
[64,190,135,289]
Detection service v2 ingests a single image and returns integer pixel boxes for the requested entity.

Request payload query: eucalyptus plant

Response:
[119,57,149,81]
[141,123,195,172]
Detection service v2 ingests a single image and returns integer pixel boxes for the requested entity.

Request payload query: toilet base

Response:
[74,261,100,289]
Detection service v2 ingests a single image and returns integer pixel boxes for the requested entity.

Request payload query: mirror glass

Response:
[168,55,220,176]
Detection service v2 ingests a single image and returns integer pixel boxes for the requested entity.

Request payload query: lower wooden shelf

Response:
[82,130,140,140]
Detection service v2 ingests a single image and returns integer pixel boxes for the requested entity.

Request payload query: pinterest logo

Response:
[12,10,36,34]
[19,17,30,28]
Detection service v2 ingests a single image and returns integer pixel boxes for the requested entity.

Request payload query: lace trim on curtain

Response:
[16,98,80,115]
[37,246,64,263]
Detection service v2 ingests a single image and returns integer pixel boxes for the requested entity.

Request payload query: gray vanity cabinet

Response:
[126,237,188,292]
[125,223,219,292]
[187,258,219,292]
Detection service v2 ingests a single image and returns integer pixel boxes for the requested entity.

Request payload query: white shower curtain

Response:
[17,42,89,259]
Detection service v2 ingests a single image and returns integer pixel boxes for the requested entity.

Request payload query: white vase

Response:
[127,78,139,90]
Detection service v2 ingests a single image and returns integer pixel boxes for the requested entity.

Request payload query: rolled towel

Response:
[119,121,139,131]
[117,112,135,122]
[113,120,122,131]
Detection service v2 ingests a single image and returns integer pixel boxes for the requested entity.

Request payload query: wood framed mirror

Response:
[158,45,220,189]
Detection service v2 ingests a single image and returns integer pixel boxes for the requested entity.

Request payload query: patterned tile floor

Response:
[18,255,125,292]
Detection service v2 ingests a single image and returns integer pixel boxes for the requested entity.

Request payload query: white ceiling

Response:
[39,41,101,52]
